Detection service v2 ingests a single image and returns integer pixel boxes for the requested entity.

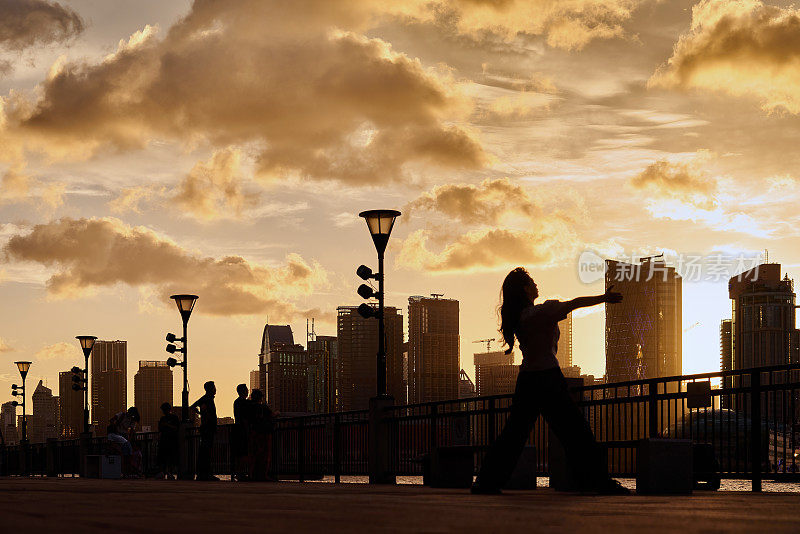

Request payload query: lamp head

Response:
[76,336,97,356]
[166,357,178,367]
[71,366,82,374]
[14,361,31,379]
[359,209,401,255]
[170,294,198,323]
[166,344,178,354]
[166,332,178,343]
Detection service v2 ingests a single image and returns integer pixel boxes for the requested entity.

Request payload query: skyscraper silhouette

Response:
[407,295,460,403]
[91,340,127,436]
[30,380,59,443]
[134,361,173,432]
[259,324,308,413]
[605,258,682,384]
[337,305,404,410]
[58,370,83,438]
[474,350,518,396]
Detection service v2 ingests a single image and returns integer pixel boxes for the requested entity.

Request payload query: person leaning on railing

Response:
[471,267,629,495]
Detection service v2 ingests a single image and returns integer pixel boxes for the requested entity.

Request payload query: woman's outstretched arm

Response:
[562,285,623,314]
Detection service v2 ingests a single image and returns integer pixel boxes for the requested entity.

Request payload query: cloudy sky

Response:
[1,0,799,415]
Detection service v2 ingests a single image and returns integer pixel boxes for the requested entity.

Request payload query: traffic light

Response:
[71,366,87,391]
[355,265,381,319]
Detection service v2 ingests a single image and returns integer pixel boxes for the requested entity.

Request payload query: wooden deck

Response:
[0,478,797,532]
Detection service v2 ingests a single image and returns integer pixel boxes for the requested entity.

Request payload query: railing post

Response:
[648,380,659,438]
[298,419,305,483]
[78,432,91,478]
[430,404,439,453]
[368,396,395,484]
[751,370,762,492]
[333,414,341,484]
[46,438,58,477]
[487,398,496,443]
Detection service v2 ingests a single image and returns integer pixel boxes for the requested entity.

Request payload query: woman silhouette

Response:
[472,267,628,495]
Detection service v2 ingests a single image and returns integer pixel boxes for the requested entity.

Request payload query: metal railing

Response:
[1,365,798,491]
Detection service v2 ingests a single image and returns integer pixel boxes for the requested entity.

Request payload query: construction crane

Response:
[473,338,495,353]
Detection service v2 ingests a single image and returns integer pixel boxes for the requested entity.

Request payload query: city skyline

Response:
[2,0,800,418]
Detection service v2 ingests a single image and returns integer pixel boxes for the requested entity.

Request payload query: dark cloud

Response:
[0,0,84,50]
[2,217,328,318]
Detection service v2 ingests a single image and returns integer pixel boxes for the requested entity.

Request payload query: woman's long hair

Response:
[498,267,535,354]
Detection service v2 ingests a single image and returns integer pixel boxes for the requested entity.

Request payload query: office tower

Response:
[249,369,261,393]
[556,312,573,369]
[458,370,475,398]
[259,324,308,413]
[307,335,337,413]
[337,305,404,410]
[605,257,682,384]
[134,361,173,432]
[720,320,733,409]
[728,263,798,369]
[29,380,59,443]
[727,263,799,419]
[91,340,127,435]
[59,371,83,438]
[474,350,518,396]
[1,401,18,445]
[407,295,460,404]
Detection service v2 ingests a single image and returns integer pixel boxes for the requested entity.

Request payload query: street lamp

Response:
[167,294,198,423]
[13,361,31,443]
[357,209,400,397]
[75,336,96,434]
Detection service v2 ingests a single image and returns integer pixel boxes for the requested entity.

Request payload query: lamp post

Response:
[74,336,96,434]
[12,361,31,443]
[167,294,198,423]
[357,210,401,397]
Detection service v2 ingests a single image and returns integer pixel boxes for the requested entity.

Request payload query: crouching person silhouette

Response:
[471,267,629,495]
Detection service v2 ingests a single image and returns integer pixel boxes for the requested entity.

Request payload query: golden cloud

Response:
[2,217,328,318]
[406,177,539,225]
[173,148,259,221]
[630,159,717,209]
[33,341,80,361]
[396,225,571,273]
[650,0,800,113]
[0,165,64,213]
[0,0,84,51]
[0,336,12,353]
[2,1,486,184]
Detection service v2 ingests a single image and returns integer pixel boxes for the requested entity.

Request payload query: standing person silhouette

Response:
[191,381,218,481]
[471,267,629,495]
[232,384,250,481]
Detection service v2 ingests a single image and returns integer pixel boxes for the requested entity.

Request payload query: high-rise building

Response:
[458,370,475,398]
[91,340,127,435]
[605,257,682,384]
[556,312,573,369]
[720,319,733,409]
[58,371,83,438]
[474,350,518,396]
[249,369,261,393]
[134,361,173,432]
[307,335,337,413]
[1,401,18,445]
[337,305,404,410]
[260,324,309,413]
[407,295,460,404]
[29,380,59,443]
[727,263,800,419]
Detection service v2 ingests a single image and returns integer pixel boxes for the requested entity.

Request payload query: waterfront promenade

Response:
[0,478,798,533]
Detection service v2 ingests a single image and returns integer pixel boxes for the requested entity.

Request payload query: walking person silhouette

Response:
[471,267,629,495]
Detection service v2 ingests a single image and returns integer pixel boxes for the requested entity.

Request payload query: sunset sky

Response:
[1,0,799,415]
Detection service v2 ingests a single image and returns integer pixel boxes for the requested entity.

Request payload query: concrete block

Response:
[636,439,692,495]
[85,454,122,479]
